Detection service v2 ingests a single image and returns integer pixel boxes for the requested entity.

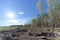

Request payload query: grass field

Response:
[0,27,17,31]
[0,27,60,32]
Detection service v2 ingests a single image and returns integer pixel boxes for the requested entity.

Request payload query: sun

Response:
[7,12,15,18]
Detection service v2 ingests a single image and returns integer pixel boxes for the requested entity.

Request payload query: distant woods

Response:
[10,0,60,28]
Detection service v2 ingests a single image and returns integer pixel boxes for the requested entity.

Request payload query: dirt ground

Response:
[0,27,59,40]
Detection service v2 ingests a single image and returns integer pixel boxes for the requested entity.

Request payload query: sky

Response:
[0,0,48,26]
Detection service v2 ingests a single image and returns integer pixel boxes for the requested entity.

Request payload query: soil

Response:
[0,28,58,40]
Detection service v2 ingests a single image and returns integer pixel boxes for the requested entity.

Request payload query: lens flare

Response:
[7,12,15,18]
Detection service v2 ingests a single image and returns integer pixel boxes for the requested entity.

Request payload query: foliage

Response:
[10,0,60,29]
[46,0,59,9]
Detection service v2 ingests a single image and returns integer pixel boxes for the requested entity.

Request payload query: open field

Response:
[0,27,60,32]
[0,27,59,40]
[0,27,17,31]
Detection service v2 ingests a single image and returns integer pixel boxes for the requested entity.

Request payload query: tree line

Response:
[10,0,60,28]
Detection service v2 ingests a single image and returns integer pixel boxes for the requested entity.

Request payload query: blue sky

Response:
[0,0,48,26]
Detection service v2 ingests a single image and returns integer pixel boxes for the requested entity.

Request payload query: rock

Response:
[2,36,14,40]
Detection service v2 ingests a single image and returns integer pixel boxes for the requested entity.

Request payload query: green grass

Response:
[0,27,31,31]
[0,27,60,32]
[0,27,17,31]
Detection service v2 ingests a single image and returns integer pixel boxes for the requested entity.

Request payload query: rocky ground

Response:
[0,28,59,40]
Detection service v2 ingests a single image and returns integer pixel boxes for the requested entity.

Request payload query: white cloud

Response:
[18,12,24,15]
[7,20,20,24]
[5,18,29,25]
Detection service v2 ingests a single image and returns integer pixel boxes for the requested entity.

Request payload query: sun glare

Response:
[7,12,15,18]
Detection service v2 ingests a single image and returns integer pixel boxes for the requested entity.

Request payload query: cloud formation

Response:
[18,12,24,15]
[5,18,29,25]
